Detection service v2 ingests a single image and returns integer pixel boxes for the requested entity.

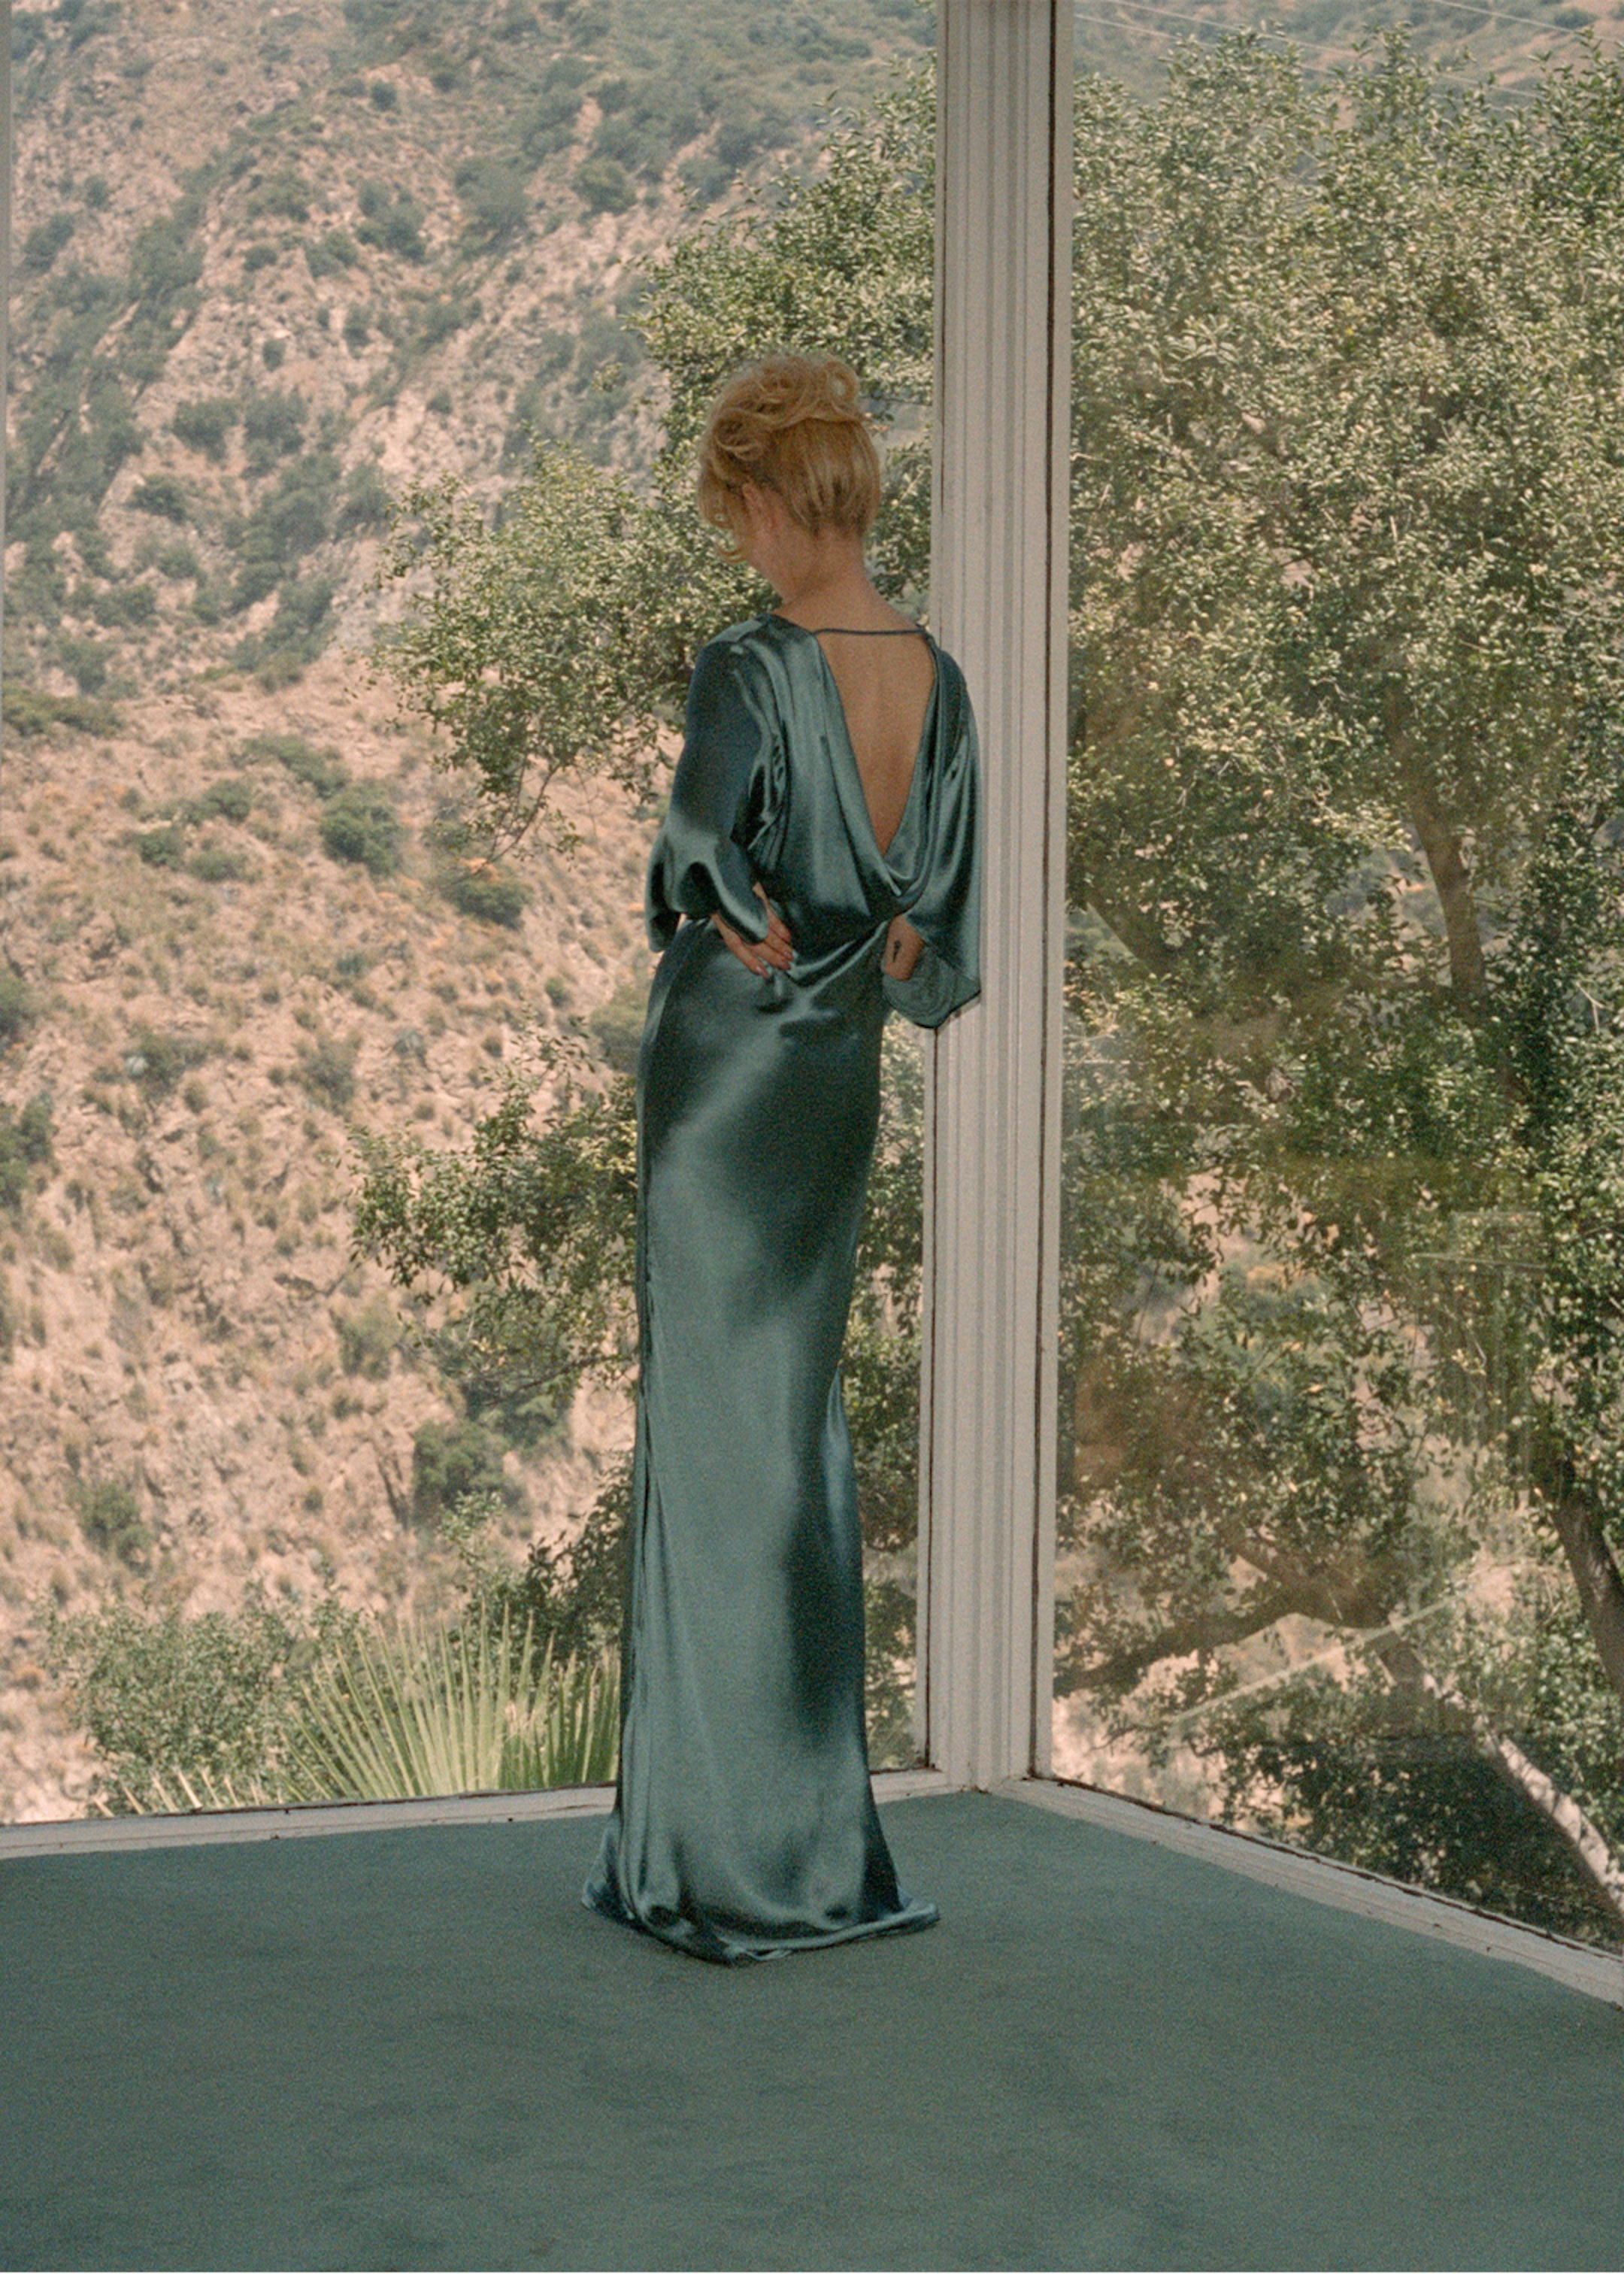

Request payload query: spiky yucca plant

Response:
[125,1611,618,1812]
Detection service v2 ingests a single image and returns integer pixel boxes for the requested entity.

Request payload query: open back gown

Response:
[584,611,981,1963]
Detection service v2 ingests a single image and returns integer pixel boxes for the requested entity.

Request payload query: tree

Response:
[1059,32,1624,1938]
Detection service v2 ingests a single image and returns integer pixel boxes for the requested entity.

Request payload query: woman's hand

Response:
[883,914,924,982]
[713,883,794,977]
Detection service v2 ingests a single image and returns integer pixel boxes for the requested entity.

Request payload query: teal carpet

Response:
[2,1791,1619,2271]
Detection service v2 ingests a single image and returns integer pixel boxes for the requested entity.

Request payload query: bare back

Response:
[807,625,937,857]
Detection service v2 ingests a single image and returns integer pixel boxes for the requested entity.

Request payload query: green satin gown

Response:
[584,611,981,1964]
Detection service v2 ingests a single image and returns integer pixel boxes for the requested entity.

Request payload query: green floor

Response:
[2,1791,1619,2272]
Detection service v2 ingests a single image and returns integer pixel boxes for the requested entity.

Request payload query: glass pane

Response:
[1056,27,1624,1949]
[2,2,932,1822]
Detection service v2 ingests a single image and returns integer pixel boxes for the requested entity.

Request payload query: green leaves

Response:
[352,1054,639,1404]
[374,448,690,854]
[1059,34,1624,1931]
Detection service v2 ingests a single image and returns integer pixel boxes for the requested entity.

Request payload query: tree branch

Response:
[1081,879,1185,977]
[1063,1585,1305,1694]
[1377,1637,1624,1932]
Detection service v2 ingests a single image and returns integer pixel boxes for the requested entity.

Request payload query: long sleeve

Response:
[646,638,778,951]
[883,656,981,1029]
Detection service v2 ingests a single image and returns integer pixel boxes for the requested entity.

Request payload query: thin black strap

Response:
[806,625,929,637]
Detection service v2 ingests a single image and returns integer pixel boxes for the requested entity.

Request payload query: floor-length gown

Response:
[583,611,980,1964]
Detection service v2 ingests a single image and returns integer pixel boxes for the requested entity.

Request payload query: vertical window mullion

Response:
[923,0,1071,1787]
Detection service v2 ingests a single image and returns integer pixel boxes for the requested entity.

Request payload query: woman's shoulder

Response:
[687,616,789,696]
[696,614,782,663]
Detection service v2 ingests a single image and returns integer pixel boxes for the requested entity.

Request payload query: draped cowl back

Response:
[647,614,980,1025]
[585,613,982,1963]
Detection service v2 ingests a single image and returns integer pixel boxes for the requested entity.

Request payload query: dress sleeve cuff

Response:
[883,939,977,1029]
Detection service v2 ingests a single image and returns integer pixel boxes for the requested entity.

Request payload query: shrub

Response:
[134,823,185,868]
[171,396,235,459]
[304,228,359,279]
[71,518,115,577]
[415,291,478,353]
[455,158,526,241]
[335,462,390,533]
[23,212,75,274]
[46,1593,314,1812]
[3,682,61,736]
[0,1095,53,1211]
[0,971,33,1048]
[356,183,426,261]
[274,1615,618,1799]
[2,687,120,737]
[86,581,157,627]
[188,778,253,824]
[59,633,109,693]
[225,456,336,611]
[125,1026,210,1099]
[411,1417,513,1527]
[342,305,370,352]
[241,387,308,468]
[367,77,398,111]
[243,241,277,274]
[128,471,188,520]
[244,170,311,223]
[155,541,201,581]
[479,1461,629,1661]
[127,205,204,308]
[227,559,280,614]
[574,156,635,215]
[714,102,790,175]
[335,1296,399,1378]
[74,1477,150,1566]
[243,732,347,797]
[436,860,529,928]
[189,844,250,884]
[588,981,647,1076]
[236,575,337,681]
[320,783,401,875]
[296,1035,358,1113]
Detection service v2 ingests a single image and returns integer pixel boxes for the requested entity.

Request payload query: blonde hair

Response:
[696,353,882,544]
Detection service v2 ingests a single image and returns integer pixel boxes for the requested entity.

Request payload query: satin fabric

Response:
[584,612,981,1963]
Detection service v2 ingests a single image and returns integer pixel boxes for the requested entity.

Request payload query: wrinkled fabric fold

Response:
[585,613,981,1963]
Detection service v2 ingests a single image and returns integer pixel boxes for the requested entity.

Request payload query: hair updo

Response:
[696,353,882,543]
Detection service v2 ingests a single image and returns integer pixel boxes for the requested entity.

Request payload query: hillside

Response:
[0,0,934,1821]
[1071,0,1620,99]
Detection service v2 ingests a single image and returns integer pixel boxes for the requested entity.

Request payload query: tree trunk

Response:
[1541,1460,1624,1714]
[1382,690,1487,1011]
[1404,767,1489,1011]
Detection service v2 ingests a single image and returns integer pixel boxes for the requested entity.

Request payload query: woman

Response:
[584,353,981,1963]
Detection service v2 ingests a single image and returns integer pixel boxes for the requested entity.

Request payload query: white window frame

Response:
[921,0,1072,1787]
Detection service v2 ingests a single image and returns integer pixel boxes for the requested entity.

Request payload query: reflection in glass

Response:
[1057,35,1624,1946]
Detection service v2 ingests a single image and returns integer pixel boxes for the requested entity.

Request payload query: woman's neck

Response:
[770,532,874,624]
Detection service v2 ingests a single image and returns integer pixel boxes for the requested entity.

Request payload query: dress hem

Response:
[581,1878,940,1967]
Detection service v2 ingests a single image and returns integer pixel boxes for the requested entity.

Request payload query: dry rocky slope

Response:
[0,0,929,1820]
[0,662,647,1821]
